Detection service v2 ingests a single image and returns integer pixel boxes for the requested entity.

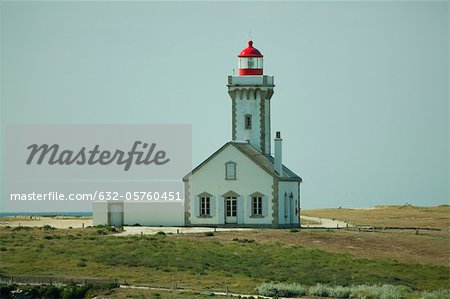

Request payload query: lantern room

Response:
[238,41,263,76]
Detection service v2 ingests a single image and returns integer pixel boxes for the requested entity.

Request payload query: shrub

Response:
[101,226,123,233]
[0,284,15,299]
[60,284,92,299]
[43,224,55,230]
[349,284,404,299]
[257,283,408,299]
[133,223,141,227]
[204,232,215,237]
[232,238,255,243]
[329,285,351,298]
[200,291,216,296]
[156,231,166,236]
[12,226,32,231]
[308,283,331,297]
[43,234,61,240]
[77,260,87,267]
[20,286,39,298]
[41,285,60,298]
[420,289,450,299]
[97,282,118,290]
[4,282,115,299]
[289,228,300,233]
[256,282,306,297]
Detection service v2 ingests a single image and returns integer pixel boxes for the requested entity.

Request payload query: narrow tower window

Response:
[245,114,252,129]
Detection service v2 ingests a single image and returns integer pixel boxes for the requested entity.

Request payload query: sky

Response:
[1,1,448,209]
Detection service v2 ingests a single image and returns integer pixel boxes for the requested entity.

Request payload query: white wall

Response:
[92,201,108,226]
[187,144,274,226]
[235,90,262,150]
[124,201,184,226]
[92,201,184,226]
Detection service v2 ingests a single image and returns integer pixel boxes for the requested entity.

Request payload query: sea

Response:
[0,212,92,217]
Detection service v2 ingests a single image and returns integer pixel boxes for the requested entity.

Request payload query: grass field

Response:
[0,225,448,295]
[1,205,449,298]
[301,204,450,231]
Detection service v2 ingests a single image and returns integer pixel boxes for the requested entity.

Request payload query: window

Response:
[200,196,210,216]
[247,57,255,68]
[238,57,263,69]
[245,114,252,129]
[225,161,236,180]
[284,192,288,219]
[252,196,263,216]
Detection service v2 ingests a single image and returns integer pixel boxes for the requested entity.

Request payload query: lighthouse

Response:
[181,40,302,228]
[227,41,274,154]
[94,40,302,228]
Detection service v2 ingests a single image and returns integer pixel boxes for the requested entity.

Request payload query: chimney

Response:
[274,131,282,175]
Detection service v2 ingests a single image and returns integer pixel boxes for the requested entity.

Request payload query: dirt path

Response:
[1,215,351,230]
[115,226,252,236]
[119,285,316,299]
[300,215,351,228]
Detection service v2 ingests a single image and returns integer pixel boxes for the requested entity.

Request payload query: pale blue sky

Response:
[1,1,448,208]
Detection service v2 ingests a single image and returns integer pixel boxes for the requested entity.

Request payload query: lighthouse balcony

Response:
[228,75,274,86]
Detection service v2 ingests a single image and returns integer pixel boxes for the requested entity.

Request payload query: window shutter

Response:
[193,196,200,217]
[237,196,244,224]
[262,196,269,216]
[217,196,225,224]
[247,196,252,216]
[210,196,216,217]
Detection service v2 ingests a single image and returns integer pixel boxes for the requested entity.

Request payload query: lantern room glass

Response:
[238,57,263,69]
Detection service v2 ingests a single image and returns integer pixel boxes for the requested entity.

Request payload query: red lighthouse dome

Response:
[238,41,263,76]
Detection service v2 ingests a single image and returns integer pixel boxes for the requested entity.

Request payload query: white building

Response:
[93,201,184,226]
[183,41,302,228]
[93,41,302,228]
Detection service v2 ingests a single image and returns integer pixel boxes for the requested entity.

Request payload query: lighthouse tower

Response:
[227,41,274,155]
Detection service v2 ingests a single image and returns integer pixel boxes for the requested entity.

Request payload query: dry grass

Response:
[175,228,450,267]
[301,205,450,231]
[0,216,91,222]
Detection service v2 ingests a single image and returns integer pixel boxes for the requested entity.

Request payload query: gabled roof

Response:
[183,141,302,182]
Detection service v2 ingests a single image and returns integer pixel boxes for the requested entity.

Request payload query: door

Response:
[225,197,237,224]
[109,203,123,226]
